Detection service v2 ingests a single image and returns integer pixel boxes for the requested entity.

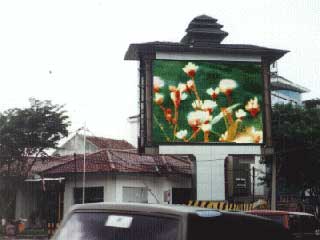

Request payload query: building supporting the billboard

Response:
[125,15,288,208]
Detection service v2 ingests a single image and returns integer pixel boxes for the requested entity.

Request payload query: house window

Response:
[122,187,148,203]
[74,187,104,204]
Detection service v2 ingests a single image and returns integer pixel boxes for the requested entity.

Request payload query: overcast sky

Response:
[0,0,319,143]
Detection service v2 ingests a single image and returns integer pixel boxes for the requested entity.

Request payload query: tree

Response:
[272,103,320,210]
[0,98,70,218]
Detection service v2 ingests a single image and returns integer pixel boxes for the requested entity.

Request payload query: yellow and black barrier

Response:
[187,200,263,211]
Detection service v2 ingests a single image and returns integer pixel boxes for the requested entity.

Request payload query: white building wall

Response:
[63,174,191,215]
[159,145,261,201]
[115,175,191,204]
[53,134,99,156]
[63,174,114,215]
[251,156,266,196]
[126,118,139,147]
[115,175,158,203]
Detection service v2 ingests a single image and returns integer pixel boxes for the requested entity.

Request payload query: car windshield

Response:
[53,212,179,240]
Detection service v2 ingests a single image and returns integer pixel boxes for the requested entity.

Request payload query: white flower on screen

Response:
[154,93,164,105]
[202,100,217,113]
[169,83,188,107]
[233,127,263,144]
[182,62,199,78]
[219,131,229,142]
[192,100,203,110]
[176,130,188,140]
[192,100,216,113]
[206,87,220,100]
[177,83,187,92]
[153,76,165,92]
[245,97,260,117]
[200,123,212,133]
[187,80,195,91]
[187,110,212,130]
[235,109,247,120]
[219,79,237,95]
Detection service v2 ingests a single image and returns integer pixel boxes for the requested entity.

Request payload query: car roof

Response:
[288,212,314,216]
[246,210,314,217]
[69,202,221,216]
[68,202,278,221]
[247,210,289,215]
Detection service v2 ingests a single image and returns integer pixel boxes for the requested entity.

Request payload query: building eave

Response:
[124,42,289,62]
[271,75,310,93]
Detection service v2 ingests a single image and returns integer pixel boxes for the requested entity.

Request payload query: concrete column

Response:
[262,58,276,210]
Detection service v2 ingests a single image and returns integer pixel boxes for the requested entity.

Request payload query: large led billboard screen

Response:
[152,60,264,144]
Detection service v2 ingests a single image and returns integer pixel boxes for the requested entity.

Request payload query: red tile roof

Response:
[41,149,193,176]
[31,156,74,174]
[0,155,73,177]
[86,136,135,150]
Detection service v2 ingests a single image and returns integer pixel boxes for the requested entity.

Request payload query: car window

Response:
[53,212,179,240]
[300,215,319,233]
[260,215,284,225]
[187,214,292,240]
[288,215,300,234]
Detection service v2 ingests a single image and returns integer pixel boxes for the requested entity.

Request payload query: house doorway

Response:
[225,155,259,202]
[41,180,64,225]
[172,188,192,204]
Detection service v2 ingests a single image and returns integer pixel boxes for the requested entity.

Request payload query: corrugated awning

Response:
[24,177,65,182]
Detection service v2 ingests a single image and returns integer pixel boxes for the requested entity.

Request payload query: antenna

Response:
[82,122,86,204]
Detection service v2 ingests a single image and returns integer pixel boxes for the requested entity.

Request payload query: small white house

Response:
[15,146,195,226]
[52,133,136,156]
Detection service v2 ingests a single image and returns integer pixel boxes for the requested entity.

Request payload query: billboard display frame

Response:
[149,58,266,146]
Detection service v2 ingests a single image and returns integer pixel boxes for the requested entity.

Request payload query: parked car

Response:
[246,210,320,239]
[52,203,292,240]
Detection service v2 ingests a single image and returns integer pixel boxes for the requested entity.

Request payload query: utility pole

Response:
[74,153,77,189]
[82,123,86,204]
[262,59,276,210]
[271,154,277,210]
[252,166,255,203]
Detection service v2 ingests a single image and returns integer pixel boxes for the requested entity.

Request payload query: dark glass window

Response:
[187,214,291,240]
[262,215,284,225]
[54,212,179,240]
[277,90,301,102]
[74,187,104,204]
[300,215,319,233]
[122,187,148,203]
[288,215,300,233]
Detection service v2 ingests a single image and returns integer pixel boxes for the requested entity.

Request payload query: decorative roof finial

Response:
[181,15,228,46]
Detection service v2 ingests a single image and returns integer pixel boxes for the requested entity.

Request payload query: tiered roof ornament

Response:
[124,14,288,62]
[181,15,228,46]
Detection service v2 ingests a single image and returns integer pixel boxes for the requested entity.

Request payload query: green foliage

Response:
[0,98,70,176]
[152,60,263,143]
[272,104,320,196]
[0,98,70,219]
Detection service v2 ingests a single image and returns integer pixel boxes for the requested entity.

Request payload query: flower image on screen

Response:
[152,60,264,144]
